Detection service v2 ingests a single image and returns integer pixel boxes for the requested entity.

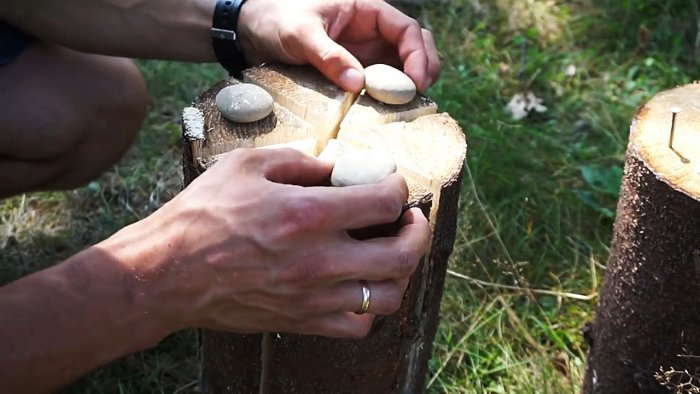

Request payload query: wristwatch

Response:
[210,0,248,77]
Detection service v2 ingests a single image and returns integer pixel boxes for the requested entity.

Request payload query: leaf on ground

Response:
[573,190,615,218]
[580,164,623,197]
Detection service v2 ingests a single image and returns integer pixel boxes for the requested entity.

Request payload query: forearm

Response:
[0,217,176,393]
[0,0,216,61]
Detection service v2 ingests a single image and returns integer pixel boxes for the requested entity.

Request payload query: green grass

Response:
[2,0,700,392]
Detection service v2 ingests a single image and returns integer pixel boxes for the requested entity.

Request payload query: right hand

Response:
[237,0,441,92]
[142,148,430,338]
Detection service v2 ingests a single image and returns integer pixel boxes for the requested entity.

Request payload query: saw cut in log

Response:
[318,139,431,203]
[583,84,700,393]
[338,93,438,133]
[243,64,357,152]
[336,113,465,199]
[182,63,466,393]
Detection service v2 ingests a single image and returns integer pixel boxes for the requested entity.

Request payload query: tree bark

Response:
[583,84,700,393]
[182,64,467,393]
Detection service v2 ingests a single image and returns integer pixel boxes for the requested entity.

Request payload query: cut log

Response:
[182,64,467,393]
[583,84,700,393]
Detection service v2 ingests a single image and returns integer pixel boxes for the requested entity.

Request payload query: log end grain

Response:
[631,84,700,201]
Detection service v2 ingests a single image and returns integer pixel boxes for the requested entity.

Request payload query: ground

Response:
[1,0,699,392]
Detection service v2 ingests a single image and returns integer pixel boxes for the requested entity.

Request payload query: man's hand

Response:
[0,148,430,392]
[238,0,441,92]
[2,0,440,91]
[134,148,430,337]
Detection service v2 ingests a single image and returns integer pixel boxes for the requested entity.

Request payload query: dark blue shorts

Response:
[0,21,32,65]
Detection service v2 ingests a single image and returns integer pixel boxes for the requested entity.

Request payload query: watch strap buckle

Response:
[210,27,237,41]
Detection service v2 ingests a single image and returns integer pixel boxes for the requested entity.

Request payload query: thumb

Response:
[261,148,333,186]
[297,24,365,93]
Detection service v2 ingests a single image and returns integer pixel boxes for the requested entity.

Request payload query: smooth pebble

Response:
[216,83,274,123]
[331,151,397,187]
[364,64,417,105]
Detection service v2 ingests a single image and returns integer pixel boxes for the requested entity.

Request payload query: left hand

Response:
[238,0,441,93]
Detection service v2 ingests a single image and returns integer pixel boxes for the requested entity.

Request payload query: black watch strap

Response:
[211,0,248,77]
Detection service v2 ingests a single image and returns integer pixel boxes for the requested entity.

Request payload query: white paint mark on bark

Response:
[183,106,205,140]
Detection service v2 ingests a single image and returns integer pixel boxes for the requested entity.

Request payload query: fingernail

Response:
[338,68,364,92]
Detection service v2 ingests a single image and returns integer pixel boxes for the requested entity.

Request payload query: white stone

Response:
[318,139,341,163]
[215,83,274,123]
[364,64,417,105]
[330,150,397,187]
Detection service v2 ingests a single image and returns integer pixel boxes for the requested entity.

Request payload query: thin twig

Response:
[463,166,518,276]
[499,296,544,353]
[426,298,502,389]
[172,380,198,394]
[447,269,597,301]
[677,354,700,359]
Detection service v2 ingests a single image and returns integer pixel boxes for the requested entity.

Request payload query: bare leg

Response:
[0,42,148,198]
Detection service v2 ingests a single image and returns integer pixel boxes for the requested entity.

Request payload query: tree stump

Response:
[583,84,700,393]
[181,64,466,393]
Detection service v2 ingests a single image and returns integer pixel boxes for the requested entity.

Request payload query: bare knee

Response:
[54,56,149,189]
[0,44,148,194]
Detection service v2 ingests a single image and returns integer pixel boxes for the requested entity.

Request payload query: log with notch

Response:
[182,64,466,393]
